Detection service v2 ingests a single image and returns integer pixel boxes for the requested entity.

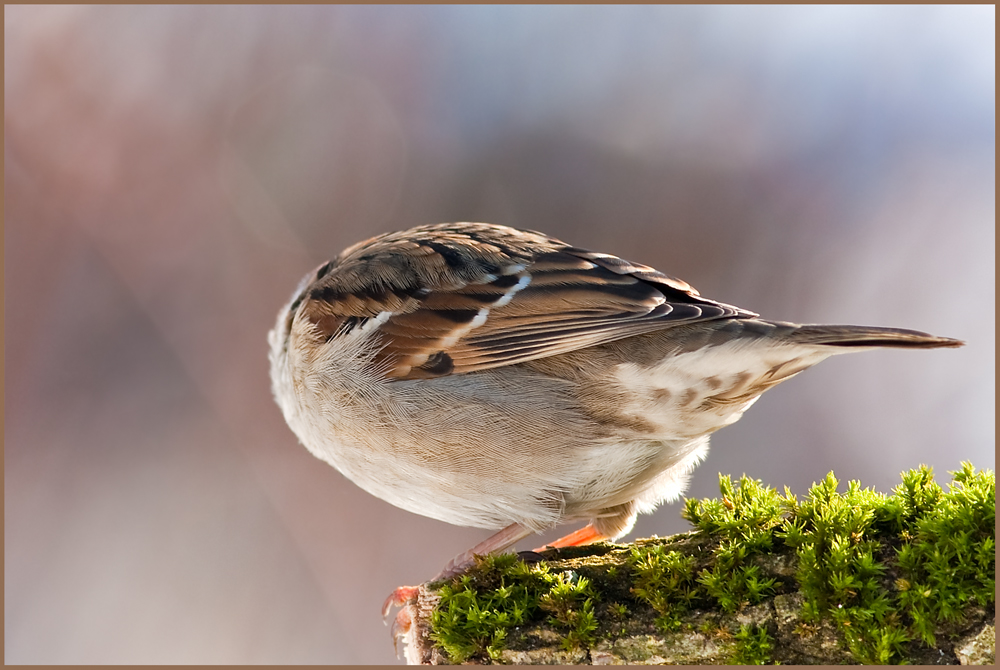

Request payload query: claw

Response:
[382,585,420,621]
[384,588,418,659]
[390,606,413,657]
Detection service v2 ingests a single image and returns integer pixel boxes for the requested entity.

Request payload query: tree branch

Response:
[398,464,995,665]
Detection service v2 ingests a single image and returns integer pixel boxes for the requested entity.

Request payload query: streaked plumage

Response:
[268,222,962,584]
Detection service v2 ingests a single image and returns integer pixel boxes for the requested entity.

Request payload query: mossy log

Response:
[397,464,995,665]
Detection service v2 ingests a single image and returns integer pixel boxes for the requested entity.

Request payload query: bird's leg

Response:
[534,523,608,551]
[383,522,536,646]
[432,522,536,581]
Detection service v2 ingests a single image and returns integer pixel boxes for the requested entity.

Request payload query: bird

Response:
[267,221,961,628]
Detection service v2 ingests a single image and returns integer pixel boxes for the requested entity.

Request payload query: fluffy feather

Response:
[269,221,963,571]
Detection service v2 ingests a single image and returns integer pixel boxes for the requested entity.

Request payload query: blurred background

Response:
[5,5,994,664]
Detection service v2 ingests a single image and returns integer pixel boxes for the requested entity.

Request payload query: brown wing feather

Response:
[295,223,754,380]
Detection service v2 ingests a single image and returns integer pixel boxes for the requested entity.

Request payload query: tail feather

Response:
[787,324,964,349]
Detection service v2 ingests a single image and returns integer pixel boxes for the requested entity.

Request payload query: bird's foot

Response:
[383,585,420,658]
[382,584,420,621]
[533,523,607,551]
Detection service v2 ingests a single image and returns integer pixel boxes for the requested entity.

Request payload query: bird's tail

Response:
[786,324,964,349]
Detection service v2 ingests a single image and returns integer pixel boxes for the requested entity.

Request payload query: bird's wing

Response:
[295,223,755,380]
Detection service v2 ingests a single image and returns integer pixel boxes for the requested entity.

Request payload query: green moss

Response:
[429,553,546,663]
[628,545,699,631]
[894,462,995,647]
[539,570,599,650]
[632,463,994,663]
[732,624,775,664]
[429,554,602,663]
[606,602,631,637]
[627,474,784,629]
[777,472,905,662]
[684,475,785,610]
[426,463,994,664]
[777,463,995,663]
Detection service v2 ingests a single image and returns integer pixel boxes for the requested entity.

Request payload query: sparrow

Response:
[267,222,961,627]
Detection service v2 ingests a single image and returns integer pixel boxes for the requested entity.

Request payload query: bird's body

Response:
[268,222,962,575]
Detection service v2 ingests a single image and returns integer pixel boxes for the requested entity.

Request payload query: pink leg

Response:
[432,522,536,581]
[534,523,608,551]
